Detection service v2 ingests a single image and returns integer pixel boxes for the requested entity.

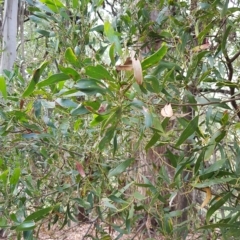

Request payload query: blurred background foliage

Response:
[1,0,240,239]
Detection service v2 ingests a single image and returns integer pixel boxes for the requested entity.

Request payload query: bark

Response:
[0,0,18,73]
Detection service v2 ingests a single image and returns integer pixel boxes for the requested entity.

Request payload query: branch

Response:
[155,96,240,107]
[230,49,240,62]
[199,88,231,95]
[223,51,240,119]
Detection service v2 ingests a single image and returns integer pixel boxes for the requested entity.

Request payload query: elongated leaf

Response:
[141,45,168,70]
[55,98,78,108]
[0,75,7,99]
[99,127,115,150]
[199,223,239,230]
[104,21,122,55]
[75,79,109,95]
[16,221,35,231]
[70,104,89,115]
[10,168,21,185]
[65,47,81,68]
[145,132,160,151]
[142,107,153,128]
[108,158,134,178]
[221,25,232,53]
[85,65,114,81]
[201,159,226,175]
[37,73,69,88]
[25,207,53,222]
[206,192,231,223]
[192,177,233,188]
[58,65,80,80]
[23,61,49,97]
[175,116,198,147]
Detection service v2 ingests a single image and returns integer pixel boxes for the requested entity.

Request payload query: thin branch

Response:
[223,51,240,119]
[230,49,240,62]
[199,88,231,95]
[155,96,240,107]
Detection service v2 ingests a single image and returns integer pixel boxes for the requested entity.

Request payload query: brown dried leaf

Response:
[201,187,212,208]
[131,52,143,85]
[161,103,173,118]
[76,162,86,177]
[115,65,133,71]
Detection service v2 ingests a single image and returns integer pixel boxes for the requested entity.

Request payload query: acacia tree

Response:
[1,0,240,239]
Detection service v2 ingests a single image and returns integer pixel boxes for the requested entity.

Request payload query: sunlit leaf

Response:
[37,73,69,88]
[0,75,7,99]
[104,21,122,55]
[142,44,168,70]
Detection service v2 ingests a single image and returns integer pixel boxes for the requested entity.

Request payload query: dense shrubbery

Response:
[1,0,240,239]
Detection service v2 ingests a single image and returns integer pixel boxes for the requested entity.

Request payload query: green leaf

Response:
[144,75,161,93]
[99,127,115,150]
[37,73,70,88]
[197,21,214,43]
[0,75,7,99]
[199,223,239,230]
[221,25,232,53]
[25,207,53,222]
[55,98,78,108]
[142,108,153,128]
[201,159,226,175]
[108,158,134,178]
[70,104,89,115]
[104,21,122,55]
[109,44,115,65]
[133,191,146,200]
[65,47,81,68]
[58,65,80,80]
[206,192,231,223]
[75,79,108,95]
[192,177,234,188]
[16,221,35,231]
[33,99,42,118]
[22,61,49,97]
[108,195,128,204]
[0,170,9,185]
[175,116,199,147]
[85,65,114,81]
[141,44,168,70]
[102,198,117,210]
[40,0,64,12]
[10,167,21,185]
[194,150,205,175]
[145,132,160,151]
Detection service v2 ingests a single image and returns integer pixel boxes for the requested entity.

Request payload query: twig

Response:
[155,96,240,107]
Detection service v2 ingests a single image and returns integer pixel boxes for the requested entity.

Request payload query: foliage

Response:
[1,0,240,239]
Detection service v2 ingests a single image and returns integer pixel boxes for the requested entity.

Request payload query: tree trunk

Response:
[0,0,18,73]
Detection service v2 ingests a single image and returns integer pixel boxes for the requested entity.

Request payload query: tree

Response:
[0,0,18,73]
[1,0,240,239]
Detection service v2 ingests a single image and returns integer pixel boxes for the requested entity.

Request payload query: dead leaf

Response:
[115,53,143,85]
[98,103,108,113]
[161,103,173,118]
[192,42,210,52]
[174,112,191,118]
[76,162,86,177]
[131,51,143,85]
[201,187,212,208]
